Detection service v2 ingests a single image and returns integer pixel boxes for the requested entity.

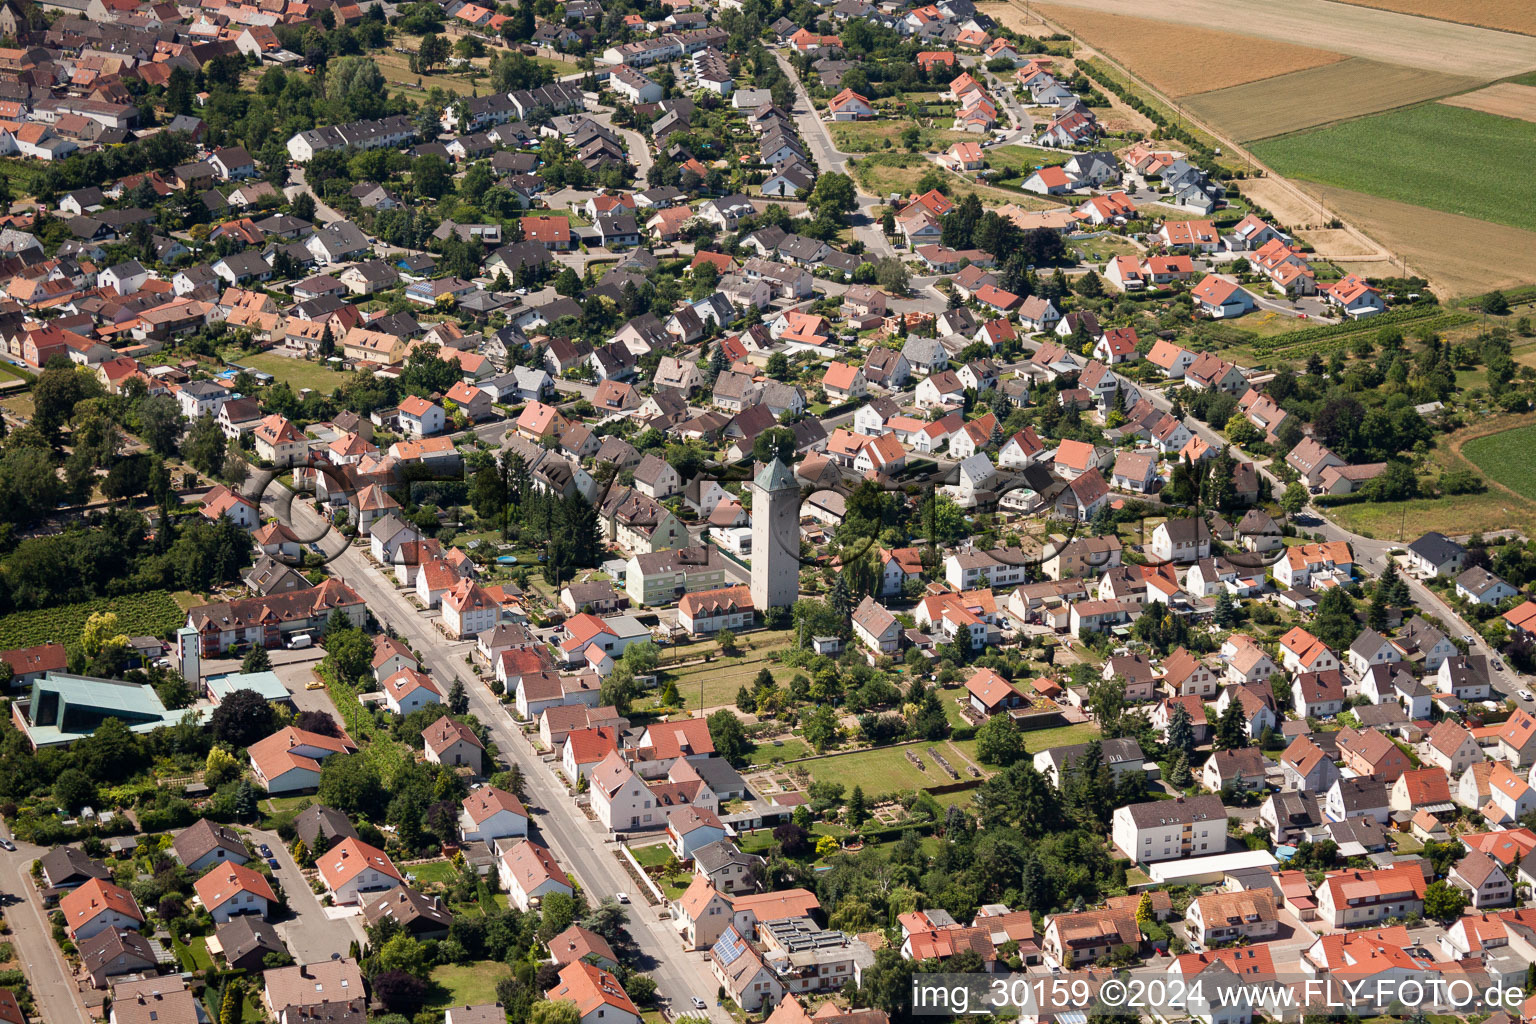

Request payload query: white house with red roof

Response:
[397,394,445,437]
[195,861,277,923]
[563,725,621,782]
[558,613,648,666]
[201,484,258,529]
[381,667,443,715]
[1322,274,1386,318]
[442,578,500,639]
[253,414,308,467]
[247,726,358,793]
[941,140,983,172]
[547,960,641,1024]
[61,878,143,941]
[319,837,402,904]
[424,715,485,772]
[499,838,572,911]
[460,784,528,845]
[828,88,874,119]
[1191,275,1256,319]
[1022,165,1074,196]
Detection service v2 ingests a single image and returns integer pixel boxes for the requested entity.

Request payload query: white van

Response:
[286,634,314,650]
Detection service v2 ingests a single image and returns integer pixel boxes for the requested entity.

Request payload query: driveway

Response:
[243,824,367,964]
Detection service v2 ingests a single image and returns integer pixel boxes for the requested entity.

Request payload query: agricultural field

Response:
[1032,4,1344,96]
[0,591,185,649]
[1023,0,1536,78]
[1331,0,1536,36]
[1305,185,1536,297]
[1463,422,1536,503]
[1440,83,1536,125]
[1182,59,1481,141]
[1250,104,1536,233]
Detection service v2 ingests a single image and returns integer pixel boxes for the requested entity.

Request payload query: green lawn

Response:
[806,738,993,796]
[1463,422,1536,501]
[0,363,29,382]
[1251,103,1536,233]
[172,935,213,973]
[228,350,349,394]
[629,843,673,868]
[404,860,458,886]
[743,736,809,764]
[1327,491,1529,540]
[430,962,510,1008]
[666,650,795,711]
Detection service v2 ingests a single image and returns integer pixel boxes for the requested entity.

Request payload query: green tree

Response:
[376,932,429,976]
[1166,701,1195,757]
[1423,879,1467,921]
[324,628,373,683]
[752,426,798,464]
[1214,697,1248,750]
[242,646,272,673]
[530,1001,581,1024]
[975,713,1028,766]
[210,689,278,748]
[802,705,839,752]
[706,710,750,764]
[847,785,868,828]
[53,767,96,811]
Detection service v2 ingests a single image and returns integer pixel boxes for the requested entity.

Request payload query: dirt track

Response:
[1440,82,1536,124]
[1020,0,1536,78]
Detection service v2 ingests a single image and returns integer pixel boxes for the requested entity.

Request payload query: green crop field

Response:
[1463,422,1536,501]
[0,591,185,649]
[1251,103,1536,233]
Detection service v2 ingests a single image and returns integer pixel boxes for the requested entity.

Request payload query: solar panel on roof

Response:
[713,928,747,967]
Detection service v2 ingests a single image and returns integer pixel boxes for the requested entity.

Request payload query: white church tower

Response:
[750,458,800,610]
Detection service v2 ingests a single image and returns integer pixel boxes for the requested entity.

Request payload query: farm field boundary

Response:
[1303,184,1536,298]
[1463,422,1536,504]
[1438,82,1536,124]
[1031,3,1344,96]
[1018,0,1536,78]
[1250,104,1536,233]
[1181,59,1482,141]
[1328,0,1536,37]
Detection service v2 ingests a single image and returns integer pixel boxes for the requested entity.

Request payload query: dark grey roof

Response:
[1408,531,1464,565]
[1120,794,1225,828]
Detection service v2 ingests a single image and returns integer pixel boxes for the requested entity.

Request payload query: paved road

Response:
[0,836,92,1023]
[244,824,368,963]
[265,486,731,1021]
[771,52,903,263]
[284,168,346,225]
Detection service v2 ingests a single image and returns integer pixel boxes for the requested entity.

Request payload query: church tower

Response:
[750,458,800,610]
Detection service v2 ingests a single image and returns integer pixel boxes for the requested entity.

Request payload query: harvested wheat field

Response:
[1183,58,1481,140]
[1312,184,1536,297]
[1333,0,1536,37]
[1440,83,1536,124]
[1021,0,1536,78]
[1032,4,1343,96]
[1299,229,1384,260]
[1236,177,1332,230]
